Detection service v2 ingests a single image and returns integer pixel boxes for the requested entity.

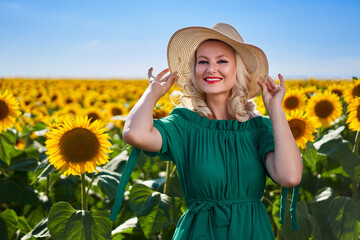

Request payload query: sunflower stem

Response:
[86,173,96,197]
[46,175,50,198]
[169,165,177,178]
[164,161,172,195]
[81,173,88,211]
[352,131,360,201]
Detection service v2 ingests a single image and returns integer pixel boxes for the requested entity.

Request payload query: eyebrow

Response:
[197,55,230,59]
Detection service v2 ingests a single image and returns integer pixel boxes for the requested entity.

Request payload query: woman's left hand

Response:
[257,74,286,115]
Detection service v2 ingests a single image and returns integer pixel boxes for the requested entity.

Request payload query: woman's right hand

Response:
[148,67,178,98]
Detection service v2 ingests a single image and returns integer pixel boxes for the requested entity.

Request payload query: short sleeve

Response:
[258,117,276,180]
[143,115,184,163]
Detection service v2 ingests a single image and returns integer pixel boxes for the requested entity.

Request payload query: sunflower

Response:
[326,82,346,98]
[287,110,319,149]
[82,107,107,126]
[302,85,318,99]
[153,106,170,119]
[343,79,360,104]
[306,91,343,128]
[0,90,21,132]
[105,102,128,118]
[282,89,306,115]
[346,98,360,131]
[45,116,112,176]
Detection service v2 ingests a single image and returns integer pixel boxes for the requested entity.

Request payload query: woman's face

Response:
[195,40,236,97]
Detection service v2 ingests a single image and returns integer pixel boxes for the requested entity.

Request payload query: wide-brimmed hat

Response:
[167,23,269,99]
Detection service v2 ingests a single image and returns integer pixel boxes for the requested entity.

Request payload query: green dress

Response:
[110,108,300,239]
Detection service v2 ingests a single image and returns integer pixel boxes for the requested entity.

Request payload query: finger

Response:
[257,80,267,93]
[161,71,178,82]
[148,67,153,77]
[267,76,279,88]
[278,74,285,87]
[165,73,178,86]
[156,68,170,80]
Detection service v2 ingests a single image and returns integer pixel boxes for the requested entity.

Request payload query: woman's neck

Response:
[205,94,234,120]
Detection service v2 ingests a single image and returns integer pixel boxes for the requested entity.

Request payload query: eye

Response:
[197,60,208,64]
[218,60,228,64]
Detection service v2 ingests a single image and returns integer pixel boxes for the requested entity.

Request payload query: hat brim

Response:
[167,26,269,99]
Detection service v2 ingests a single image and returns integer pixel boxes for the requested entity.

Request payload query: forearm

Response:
[268,104,303,186]
[123,86,160,140]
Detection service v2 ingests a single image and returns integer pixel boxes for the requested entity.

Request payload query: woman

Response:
[111,23,303,239]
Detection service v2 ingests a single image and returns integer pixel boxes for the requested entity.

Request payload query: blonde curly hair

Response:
[172,39,257,122]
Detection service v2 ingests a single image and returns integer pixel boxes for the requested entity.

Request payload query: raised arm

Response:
[257,74,303,188]
[122,68,178,152]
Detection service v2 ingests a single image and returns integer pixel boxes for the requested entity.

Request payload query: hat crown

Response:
[211,23,244,43]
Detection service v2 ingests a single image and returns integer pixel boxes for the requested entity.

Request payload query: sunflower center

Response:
[314,100,334,118]
[59,128,100,163]
[352,85,360,98]
[288,119,306,139]
[0,100,9,120]
[87,113,100,123]
[111,107,122,116]
[331,90,342,97]
[284,96,299,109]
[357,106,360,121]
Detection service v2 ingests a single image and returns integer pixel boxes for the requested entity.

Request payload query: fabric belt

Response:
[187,198,261,239]
[110,147,300,232]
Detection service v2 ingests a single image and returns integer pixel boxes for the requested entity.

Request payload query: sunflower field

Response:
[0,76,360,240]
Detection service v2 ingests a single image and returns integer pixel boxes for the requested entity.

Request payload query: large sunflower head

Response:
[0,90,21,132]
[346,98,360,131]
[287,110,320,149]
[343,79,360,104]
[307,90,343,128]
[282,89,306,115]
[45,116,112,176]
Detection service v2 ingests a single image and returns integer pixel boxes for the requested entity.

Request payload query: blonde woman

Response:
[111,23,302,239]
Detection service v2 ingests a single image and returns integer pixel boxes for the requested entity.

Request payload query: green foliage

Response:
[48,202,112,240]
[128,183,182,238]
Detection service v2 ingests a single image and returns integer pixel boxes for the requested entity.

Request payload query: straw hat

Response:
[167,23,269,99]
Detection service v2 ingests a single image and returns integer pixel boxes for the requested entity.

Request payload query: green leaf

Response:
[5,157,38,172]
[22,217,50,239]
[273,197,321,239]
[92,209,112,239]
[314,126,360,180]
[53,175,79,202]
[31,122,47,131]
[17,216,33,234]
[310,187,337,231]
[0,178,39,204]
[31,158,55,184]
[128,183,182,238]
[302,142,319,172]
[324,196,360,239]
[97,174,120,199]
[48,202,111,240]
[271,199,282,231]
[0,209,18,240]
[0,130,16,165]
[111,217,147,240]
[103,150,128,173]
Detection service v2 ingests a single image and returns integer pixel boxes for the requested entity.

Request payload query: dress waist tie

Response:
[187,198,261,239]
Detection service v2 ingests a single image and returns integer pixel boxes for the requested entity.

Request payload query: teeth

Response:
[205,78,221,81]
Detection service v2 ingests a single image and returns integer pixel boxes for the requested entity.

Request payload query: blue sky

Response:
[0,0,359,79]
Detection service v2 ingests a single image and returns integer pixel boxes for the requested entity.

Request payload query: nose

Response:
[206,61,217,74]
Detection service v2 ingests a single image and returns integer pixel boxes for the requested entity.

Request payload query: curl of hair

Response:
[176,41,256,122]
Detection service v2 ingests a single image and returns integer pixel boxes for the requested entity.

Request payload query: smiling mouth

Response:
[204,77,222,84]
